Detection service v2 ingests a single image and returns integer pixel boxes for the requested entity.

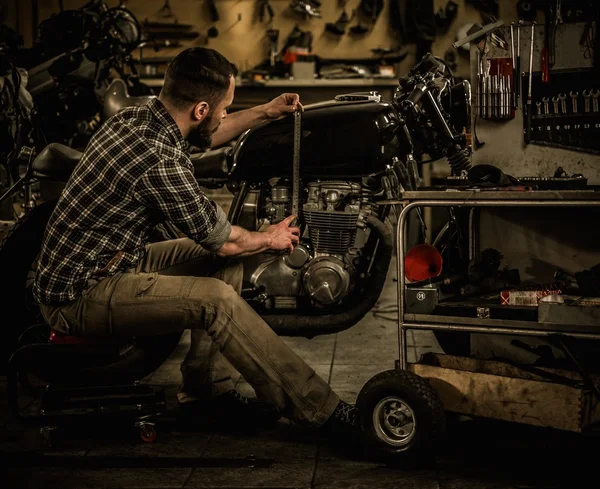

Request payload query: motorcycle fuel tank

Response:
[230,98,401,180]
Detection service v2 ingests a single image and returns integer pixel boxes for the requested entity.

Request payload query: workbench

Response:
[140,77,400,108]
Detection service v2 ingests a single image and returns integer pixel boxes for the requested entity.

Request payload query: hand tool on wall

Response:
[552,95,559,114]
[516,20,521,106]
[582,89,591,113]
[549,0,562,67]
[510,22,517,108]
[524,22,535,145]
[452,19,504,50]
[326,6,355,36]
[592,89,600,113]
[569,91,578,113]
[558,93,567,114]
[266,28,280,66]
[542,96,549,115]
[476,52,483,117]
[259,0,275,23]
[290,0,321,18]
[541,4,551,83]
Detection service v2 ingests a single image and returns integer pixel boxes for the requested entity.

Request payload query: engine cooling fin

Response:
[303,210,359,254]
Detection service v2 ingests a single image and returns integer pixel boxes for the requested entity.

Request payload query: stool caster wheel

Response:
[40,425,61,448]
[136,421,157,442]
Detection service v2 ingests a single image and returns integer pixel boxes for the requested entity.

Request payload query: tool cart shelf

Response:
[395,188,600,369]
[388,188,600,434]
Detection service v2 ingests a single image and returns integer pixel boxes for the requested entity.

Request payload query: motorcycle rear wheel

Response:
[0,200,182,382]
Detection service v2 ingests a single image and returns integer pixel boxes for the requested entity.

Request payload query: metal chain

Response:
[292,108,302,223]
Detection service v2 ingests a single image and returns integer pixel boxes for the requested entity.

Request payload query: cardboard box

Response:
[500,289,562,306]
[538,296,600,326]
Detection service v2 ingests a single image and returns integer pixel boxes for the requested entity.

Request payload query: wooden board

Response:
[411,363,592,432]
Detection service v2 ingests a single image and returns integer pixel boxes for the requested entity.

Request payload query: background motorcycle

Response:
[3,0,147,153]
[1,0,149,221]
[0,54,471,387]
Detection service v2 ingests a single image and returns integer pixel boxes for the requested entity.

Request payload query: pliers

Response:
[259,0,275,23]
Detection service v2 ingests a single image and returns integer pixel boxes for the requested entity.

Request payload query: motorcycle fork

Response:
[1,147,38,217]
[0,177,37,218]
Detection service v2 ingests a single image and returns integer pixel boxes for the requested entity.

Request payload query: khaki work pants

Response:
[41,238,338,425]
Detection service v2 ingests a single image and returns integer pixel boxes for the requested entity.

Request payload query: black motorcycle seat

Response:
[32,143,82,181]
[102,79,155,120]
[189,146,232,179]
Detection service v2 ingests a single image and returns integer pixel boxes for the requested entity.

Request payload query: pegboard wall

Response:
[7,0,488,80]
[470,20,600,184]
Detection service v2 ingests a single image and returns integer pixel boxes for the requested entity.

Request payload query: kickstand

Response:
[550,335,600,402]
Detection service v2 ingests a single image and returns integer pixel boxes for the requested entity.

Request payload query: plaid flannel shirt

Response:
[33,98,231,305]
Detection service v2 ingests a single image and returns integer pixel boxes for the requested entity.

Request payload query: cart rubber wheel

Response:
[140,426,157,443]
[40,425,62,448]
[356,369,445,468]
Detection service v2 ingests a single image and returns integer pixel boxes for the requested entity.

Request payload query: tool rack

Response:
[393,188,600,432]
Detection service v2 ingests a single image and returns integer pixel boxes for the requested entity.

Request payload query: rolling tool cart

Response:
[356,188,600,466]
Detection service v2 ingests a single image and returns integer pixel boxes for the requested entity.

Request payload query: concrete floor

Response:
[1,257,598,488]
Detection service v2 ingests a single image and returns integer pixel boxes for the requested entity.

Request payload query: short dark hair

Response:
[160,47,238,111]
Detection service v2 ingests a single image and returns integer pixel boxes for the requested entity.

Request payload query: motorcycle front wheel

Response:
[0,200,182,382]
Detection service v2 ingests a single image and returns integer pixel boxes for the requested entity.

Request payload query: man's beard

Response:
[187,117,214,151]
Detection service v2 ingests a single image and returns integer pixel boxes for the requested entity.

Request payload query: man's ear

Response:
[192,101,210,122]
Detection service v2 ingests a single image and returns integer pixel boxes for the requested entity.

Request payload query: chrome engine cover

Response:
[302,255,351,305]
[243,244,312,309]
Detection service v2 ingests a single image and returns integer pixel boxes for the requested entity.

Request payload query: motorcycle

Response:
[0,53,472,384]
[6,0,147,151]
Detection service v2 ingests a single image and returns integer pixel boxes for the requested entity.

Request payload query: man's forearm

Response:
[215,225,272,257]
[211,105,269,147]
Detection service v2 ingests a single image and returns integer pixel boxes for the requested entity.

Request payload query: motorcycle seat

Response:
[102,79,155,120]
[190,146,232,179]
[32,143,82,181]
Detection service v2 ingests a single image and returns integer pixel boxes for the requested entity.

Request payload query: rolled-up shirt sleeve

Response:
[133,157,231,251]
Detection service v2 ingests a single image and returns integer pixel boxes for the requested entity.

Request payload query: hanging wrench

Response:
[569,91,578,113]
[552,95,560,113]
[542,96,550,114]
[536,101,541,115]
[549,0,563,66]
[582,89,591,113]
[558,93,567,114]
[592,89,600,112]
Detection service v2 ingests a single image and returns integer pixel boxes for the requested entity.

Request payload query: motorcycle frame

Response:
[0,148,40,220]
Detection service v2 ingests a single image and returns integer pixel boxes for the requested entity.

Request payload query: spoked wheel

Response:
[357,369,445,468]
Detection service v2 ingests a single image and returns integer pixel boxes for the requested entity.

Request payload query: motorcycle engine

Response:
[243,180,371,310]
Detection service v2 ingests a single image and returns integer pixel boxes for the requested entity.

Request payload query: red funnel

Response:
[404,244,443,282]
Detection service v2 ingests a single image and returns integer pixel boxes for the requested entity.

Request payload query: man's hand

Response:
[264,215,300,254]
[263,93,303,120]
[214,215,300,257]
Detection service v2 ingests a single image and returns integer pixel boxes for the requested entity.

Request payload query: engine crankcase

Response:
[302,255,352,306]
[244,244,312,308]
